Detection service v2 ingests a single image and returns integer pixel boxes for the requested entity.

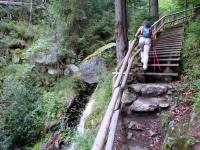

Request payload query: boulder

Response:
[130,97,170,112]
[121,89,137,104]
[80,56,106,84]
[33,49,59,64]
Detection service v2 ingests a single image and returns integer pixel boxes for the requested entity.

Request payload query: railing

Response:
[92,5,200,150]
[151,6,200,36]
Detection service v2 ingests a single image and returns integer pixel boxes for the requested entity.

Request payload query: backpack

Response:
[141,25,151,38]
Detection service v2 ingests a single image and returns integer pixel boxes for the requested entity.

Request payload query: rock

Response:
[128,84,168,96]
[67,64,79,73]
[80,56,106,84]
[129,146,148,150]
[12,54,20,63]
[64,68,70,76]
[128,121,145,131]
[33,48,61,65]
[127,132,133,140]
[121,89,137,104]
[130,97,170,112]
[47,68,60,75]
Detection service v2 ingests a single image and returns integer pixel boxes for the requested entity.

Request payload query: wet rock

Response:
[121,89,137,104]
[80,56,106,84]
[130,97,170,112]
[128,121,145,131]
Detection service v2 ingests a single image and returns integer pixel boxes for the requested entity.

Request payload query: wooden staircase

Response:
[92,6,200,150]
[136,26,184,78]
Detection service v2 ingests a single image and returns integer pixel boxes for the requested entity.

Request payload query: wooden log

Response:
[105,110,120,150]
[92,87,121,150]
[113,40,136,88]
[121,50,140,89]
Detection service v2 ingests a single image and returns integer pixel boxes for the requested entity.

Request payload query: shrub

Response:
[0,76,43,149]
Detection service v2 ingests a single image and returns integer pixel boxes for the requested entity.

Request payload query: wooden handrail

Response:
[151,6,200,35]
[92,39,139,150]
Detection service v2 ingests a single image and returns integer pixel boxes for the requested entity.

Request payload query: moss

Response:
[83,43,116,61]
[161,111,173,132]
[163,123,194,150]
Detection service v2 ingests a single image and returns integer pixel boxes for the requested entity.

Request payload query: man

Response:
[135,20,152,71]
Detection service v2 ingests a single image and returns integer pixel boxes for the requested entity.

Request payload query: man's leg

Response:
[138,37,145,63]
[143,38,151,70]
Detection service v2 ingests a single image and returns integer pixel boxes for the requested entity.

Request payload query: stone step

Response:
[129,96,170,112]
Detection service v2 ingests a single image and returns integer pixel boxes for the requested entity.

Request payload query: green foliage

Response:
[183,16,200,79]
[74,130,96,150]
[0,76,43,149]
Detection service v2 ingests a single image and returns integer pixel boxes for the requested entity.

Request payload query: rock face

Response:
[130,97,170,112]
[80,56,106,84]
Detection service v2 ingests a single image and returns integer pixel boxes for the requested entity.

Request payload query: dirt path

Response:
[113,109,165,150]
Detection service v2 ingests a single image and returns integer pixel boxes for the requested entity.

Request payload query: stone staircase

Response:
[121,83,176,113]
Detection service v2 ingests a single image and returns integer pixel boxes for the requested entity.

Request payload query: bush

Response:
[183,17,200,79]
[0,76,43,149]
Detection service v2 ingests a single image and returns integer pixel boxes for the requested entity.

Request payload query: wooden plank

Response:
[155,44,182,48]
[149,51,181,55]
[150,50,181,53]
[155,46,182,50]
[149,58,180,61]
[137,72,178,76]
[156,42,183,46]
[138,64,179,67]
[149,54,180,58]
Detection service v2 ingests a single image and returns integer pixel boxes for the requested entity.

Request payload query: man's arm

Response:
[135,26,142,38]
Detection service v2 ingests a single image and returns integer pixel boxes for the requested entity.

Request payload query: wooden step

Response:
[149,58,180,61]
[149,54,180,58]
[155,46,182,50]
[137,72,178,76]
[158,36,184,40]
[157,39,183,43]
[156,42,183,45]
[149,51,180,55]
[155,44,182,48]
[137,64,179,67]
[150,49,181,53]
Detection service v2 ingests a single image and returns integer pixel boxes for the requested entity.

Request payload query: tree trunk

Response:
[115,0,128,63]
[184,0,188,9]
[150,0,159,18]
